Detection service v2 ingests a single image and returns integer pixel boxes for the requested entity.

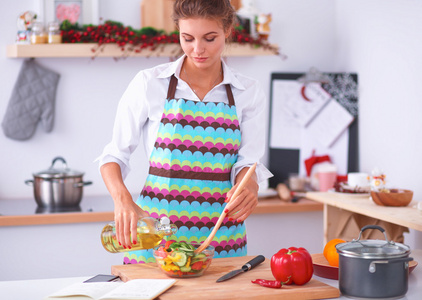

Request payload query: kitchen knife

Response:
[216,255,265,282]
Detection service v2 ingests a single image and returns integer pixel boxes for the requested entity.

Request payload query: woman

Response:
[98,0,272,264]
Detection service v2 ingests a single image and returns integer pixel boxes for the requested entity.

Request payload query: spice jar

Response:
[48,22,62,44]
[30,22,47,44]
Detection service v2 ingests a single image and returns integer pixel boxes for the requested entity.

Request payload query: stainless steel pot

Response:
[336,225,413,299]
[25,156,92,208]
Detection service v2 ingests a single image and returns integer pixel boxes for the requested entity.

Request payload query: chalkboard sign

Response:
[268,72,359,188]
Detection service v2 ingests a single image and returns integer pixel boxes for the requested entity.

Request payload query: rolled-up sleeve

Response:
[230,80,273,185]
[96,72,148,179]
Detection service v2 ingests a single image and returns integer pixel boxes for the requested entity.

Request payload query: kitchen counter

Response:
[2,249,421,300]
[306,191,422,231]
[0,194,323,227]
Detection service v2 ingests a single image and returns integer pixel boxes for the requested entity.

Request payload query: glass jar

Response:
[30,22,47,44]
[101,216,178,253]
[48,22,62,44]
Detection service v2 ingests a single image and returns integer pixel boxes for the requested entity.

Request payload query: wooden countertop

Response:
[306,191,422,231]
[0,195,323,227]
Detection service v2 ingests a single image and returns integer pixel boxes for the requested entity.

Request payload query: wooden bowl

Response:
[371,189,413,207]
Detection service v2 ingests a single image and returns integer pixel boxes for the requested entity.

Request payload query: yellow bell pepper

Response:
[186,256,191,268]
[162,264,180,271]
[168,253,182,262]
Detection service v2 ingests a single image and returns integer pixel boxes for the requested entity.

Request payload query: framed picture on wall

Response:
[38,0,100,25]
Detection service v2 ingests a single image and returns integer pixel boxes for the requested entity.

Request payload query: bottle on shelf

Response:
[30,22,47,44]
[48,22,62,44]
[101,216,178,253]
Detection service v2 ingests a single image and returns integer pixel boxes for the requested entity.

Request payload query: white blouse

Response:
[97,55,272,185]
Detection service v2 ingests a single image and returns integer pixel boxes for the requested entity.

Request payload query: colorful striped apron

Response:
[123,75,246,264]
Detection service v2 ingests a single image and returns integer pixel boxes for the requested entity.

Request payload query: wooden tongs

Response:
[194,163,257,254]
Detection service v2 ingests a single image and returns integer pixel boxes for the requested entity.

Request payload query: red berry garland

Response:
[60,20,279,57]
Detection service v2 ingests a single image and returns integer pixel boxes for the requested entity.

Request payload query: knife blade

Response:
[216,255,265,282]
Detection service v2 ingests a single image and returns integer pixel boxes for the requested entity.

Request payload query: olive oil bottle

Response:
[101,216,177,253]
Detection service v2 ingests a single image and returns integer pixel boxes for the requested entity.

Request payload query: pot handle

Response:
[369,257,414,273]
[51,156,67,169]
[25,179,33,186]
[356,225,389,242]
[74,181,93,188]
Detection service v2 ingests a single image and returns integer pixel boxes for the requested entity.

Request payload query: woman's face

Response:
[179,18,229,70]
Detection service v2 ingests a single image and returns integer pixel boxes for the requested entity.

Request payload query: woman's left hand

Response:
[224,166,259,222]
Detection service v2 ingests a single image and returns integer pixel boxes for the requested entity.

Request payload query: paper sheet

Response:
[305,99,354,148]
[269,80,302,149]
[280,81,331,127]
[269,80,332,149]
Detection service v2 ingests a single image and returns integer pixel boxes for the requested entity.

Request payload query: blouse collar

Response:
[157,54,246,91]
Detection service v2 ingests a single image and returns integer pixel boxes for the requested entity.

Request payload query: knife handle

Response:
[241,255,265,272]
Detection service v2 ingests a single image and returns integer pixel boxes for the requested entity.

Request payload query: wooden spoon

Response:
[194,163,257,254]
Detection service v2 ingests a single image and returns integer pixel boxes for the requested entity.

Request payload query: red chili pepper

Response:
[270,247,313,285]
[251,279,282,288]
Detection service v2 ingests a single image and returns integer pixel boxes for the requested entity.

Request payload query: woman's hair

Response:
[173,0,236,32]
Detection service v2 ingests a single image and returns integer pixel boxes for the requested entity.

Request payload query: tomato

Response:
[271,247,313,285]
[156,246,167,258]
[164,240,174,250]
[191,261,204,271]
[323,238,346,267]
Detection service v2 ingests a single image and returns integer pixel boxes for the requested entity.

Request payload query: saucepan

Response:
[25,156,92,208]
[336,225,413,299]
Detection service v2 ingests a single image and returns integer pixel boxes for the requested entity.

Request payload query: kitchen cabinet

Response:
[6,43,279,58]
[306,192,422,243]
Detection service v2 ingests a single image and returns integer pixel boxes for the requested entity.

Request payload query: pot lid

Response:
[34,157,84,179]
[336,225,410,258]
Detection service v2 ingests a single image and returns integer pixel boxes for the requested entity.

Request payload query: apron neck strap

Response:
[167,74,235,106]
[225,83,235,106]
[167,75,178,100]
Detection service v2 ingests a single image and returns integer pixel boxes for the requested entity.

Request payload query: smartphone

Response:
[83,274,120,283]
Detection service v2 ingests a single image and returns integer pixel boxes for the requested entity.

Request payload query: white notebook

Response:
[45,279,177,300]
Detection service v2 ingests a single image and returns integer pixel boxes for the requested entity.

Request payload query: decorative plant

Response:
[60,19,280,57]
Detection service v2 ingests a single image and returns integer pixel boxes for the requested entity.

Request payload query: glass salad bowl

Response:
[153,241,214,278]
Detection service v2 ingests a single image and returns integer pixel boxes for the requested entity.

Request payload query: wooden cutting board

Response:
[111,256,340,300]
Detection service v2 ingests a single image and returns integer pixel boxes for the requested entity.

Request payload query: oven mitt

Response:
[1,59,60,141]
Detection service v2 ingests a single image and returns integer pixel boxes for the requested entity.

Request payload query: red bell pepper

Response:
[270,247,313,285]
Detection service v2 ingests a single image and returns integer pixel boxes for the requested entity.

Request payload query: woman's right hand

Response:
[100,162,149,248]
[113,191,149,248]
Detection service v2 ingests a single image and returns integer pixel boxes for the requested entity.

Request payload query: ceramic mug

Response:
[348,172,369,188]
[314,163,337,192]
[318,171,337,192]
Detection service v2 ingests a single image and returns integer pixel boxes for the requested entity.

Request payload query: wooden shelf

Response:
[6,43,279,58]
